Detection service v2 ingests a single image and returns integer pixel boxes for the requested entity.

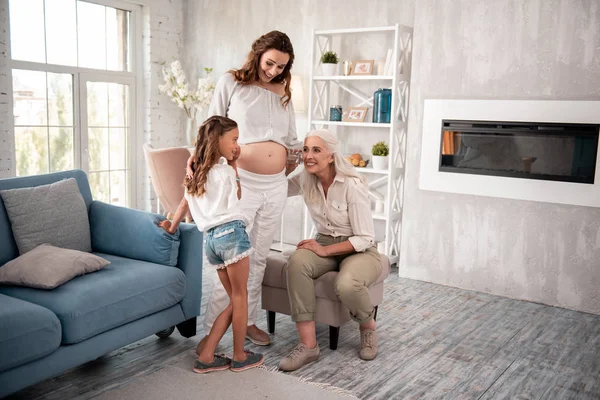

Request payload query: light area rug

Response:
[94,354,359,400]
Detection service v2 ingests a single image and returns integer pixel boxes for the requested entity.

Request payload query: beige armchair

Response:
[262,252,391,350]
[143,144,192,221]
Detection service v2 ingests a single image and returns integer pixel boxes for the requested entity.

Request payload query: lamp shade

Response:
[290,75,306,113]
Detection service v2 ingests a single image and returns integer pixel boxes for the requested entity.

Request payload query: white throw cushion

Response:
[0,244,110,289]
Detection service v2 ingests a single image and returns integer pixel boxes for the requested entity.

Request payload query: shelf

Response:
[372,211,402,221]
[315,26,397,35]
[313,74,408,82]
[303,23,412,265]
[313,75,393,81]
[270,243,296,253]
[354,167,388,175]
[311,120,391,128]
[372,212,386,220]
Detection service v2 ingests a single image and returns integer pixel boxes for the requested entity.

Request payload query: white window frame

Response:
[80,72,136,206]
[7,0,143,208]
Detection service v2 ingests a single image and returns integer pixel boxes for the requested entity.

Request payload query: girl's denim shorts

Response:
[205,220,253,269]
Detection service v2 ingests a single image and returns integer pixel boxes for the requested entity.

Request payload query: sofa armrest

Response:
[89,201,202,320]
[89,201,180,266]
[176,222,203,319]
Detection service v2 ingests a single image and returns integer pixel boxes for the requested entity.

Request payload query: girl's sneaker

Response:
[192,354,231,374]
[230,350,264,372]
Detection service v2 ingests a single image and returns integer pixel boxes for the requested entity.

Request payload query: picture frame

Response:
[351,60,374,76]
[343,107,368,123]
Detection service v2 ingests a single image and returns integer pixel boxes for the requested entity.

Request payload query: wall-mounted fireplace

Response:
[439,120,599,184]
[420,100,600,208]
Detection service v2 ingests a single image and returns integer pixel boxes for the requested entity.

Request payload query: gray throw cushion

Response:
[0,178,91,254]
[0,244,110,289]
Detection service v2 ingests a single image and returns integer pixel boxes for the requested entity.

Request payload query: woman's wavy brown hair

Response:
[184,116,238,197]
[230,30,295,108]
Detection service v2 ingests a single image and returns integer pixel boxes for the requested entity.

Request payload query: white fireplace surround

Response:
[419,99,600,208]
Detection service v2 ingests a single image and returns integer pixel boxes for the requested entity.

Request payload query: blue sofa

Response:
[0,170,203,398]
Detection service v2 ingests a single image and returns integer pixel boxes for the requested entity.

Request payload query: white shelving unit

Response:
[304,24,413,265]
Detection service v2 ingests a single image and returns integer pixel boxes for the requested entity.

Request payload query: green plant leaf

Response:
[320,51,339,64]
[371,141,389,156]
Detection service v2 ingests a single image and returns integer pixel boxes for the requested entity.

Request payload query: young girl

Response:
[159,115,264,373]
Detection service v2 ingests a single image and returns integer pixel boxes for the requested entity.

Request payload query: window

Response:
[12,70,74,176]
[8,0,138,207]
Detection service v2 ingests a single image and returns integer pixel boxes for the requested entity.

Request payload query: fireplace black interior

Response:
[439,120,599,184]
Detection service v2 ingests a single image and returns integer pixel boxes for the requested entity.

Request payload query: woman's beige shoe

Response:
[279,342,320,371]
[245,325,271,346]
[359,329,378,360]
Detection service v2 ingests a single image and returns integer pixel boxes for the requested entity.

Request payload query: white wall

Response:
[136,0,186,210]
[0,0,187,212]
[181,0,415,243]
[401,0,600,315]
[0,1,10,178]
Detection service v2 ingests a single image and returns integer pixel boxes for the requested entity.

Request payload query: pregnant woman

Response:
[192,30,300,352]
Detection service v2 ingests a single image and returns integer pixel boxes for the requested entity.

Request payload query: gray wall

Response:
[402,0,600,315]
[182,0,600,314]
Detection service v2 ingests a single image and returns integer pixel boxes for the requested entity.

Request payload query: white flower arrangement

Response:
[158,60,215,120]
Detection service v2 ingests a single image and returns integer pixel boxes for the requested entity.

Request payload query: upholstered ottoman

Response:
[261,251,391,349]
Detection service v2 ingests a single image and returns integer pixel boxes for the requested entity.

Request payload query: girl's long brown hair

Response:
[230,30,295,108]
[184,116,238,197]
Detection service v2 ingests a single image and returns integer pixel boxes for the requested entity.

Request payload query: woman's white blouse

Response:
[208,73,301,149]
[288,172,375,252]
[184,159,249,232]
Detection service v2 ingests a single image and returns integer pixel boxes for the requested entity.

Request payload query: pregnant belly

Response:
[237,142,287,175]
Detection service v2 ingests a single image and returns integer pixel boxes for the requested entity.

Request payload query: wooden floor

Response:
[9,264,600,400]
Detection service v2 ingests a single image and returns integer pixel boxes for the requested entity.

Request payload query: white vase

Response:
[372,155,389,170]
[186,117,198,146]
[321,63,338,76]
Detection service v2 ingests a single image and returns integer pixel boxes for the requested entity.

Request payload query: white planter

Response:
[321,63,338,76]
[372,155,389,170]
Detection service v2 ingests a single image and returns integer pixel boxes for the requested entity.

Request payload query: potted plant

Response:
[371,141,389,170]
[320,51,339,76]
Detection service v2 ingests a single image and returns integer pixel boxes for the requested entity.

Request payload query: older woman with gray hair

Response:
[279,129,382,372]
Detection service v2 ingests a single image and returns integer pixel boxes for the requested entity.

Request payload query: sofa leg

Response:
[267,310,276,334]
[176,317,197,338]
[329,326,340,350]
[374,305,379,321]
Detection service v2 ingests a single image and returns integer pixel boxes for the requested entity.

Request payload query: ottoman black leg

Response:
[267,310,276,334]
[329,326,340,350]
